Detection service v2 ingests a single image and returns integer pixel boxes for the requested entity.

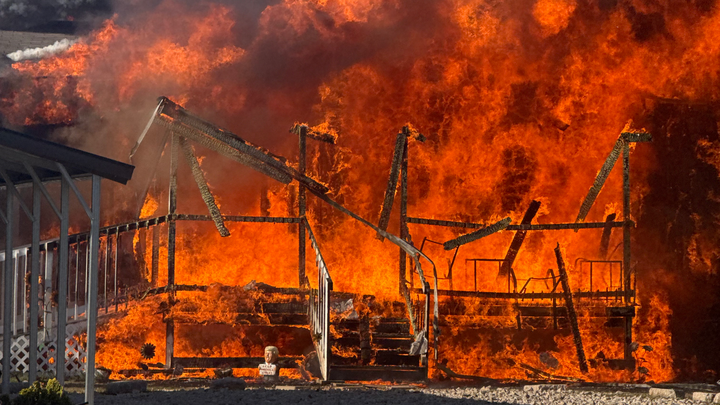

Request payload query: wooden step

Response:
[374,351,420,366]
[372,321,410,335]
[333,335,361,347]
[261,302,307,314]
[371,336,413,350]
[328,365,426,382]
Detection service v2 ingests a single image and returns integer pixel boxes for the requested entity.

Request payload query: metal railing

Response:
[304,220,332,381]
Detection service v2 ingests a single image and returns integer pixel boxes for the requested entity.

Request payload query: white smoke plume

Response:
[6,37,76,61]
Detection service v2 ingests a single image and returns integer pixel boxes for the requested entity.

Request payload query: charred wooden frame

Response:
[396,128,652,372]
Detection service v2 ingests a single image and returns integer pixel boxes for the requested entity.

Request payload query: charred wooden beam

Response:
[408,217,627,231]
[575,131,651,227]
[498,200,541,278]
[377,129,408,240]
[411,288,631,300]
[179,137,230,237]
[290,123,337,144]
[175,214,301,223]
[599,213,617,258]
[298,125,307,287]
[156,115,292,184]
[158,98,329,195]
[575,136,624,225]
[621,132,652,143]
[443,217,511,250]
[407,217,486,228]
[518,363,582,382]
[555,243,588,373]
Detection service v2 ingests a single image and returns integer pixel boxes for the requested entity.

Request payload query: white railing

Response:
[0,234,127,376]
[305,220,332,381]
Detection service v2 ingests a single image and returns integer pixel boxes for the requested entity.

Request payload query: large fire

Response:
[4,0,720,383]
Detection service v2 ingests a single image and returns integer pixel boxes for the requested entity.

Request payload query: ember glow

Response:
[5,0,720,383]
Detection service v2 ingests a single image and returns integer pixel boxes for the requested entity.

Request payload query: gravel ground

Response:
[60,384,714,405]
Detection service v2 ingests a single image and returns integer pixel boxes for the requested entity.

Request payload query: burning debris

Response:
[6,0,720,391]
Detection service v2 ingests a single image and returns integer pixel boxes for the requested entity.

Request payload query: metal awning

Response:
[0,127,133,185]
[0,128,134,405]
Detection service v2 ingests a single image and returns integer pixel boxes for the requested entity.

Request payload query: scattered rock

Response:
[648,387,676,398]
[105,381,148,395]
[692,392,715,402]
[714,392,720,404]
[523,384,566,392]
[210,377,247,390]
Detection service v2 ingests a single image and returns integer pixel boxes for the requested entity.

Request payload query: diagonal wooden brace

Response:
[575,131,652,229]
[443,217,511,250]
[498,200,541,278]
[377,128,408,240]
[555,243,588,373]
[179,137,230,237]
[159,97,329,195]
[575,136,624,226]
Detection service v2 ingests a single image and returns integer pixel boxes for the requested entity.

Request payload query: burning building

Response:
[1,0,720,391]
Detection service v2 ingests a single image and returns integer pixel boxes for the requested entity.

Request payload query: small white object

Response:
[259,363,278,376]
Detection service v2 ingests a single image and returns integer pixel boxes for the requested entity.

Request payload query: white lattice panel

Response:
[1,323,88,377]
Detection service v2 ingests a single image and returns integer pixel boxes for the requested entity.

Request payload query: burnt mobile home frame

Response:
[0,128,134,404]
[390,129,651,370]
[126,97,432,381]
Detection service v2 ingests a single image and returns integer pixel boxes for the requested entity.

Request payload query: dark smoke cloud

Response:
[0,0,112,31]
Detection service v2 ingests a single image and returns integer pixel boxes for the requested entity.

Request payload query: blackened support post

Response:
[555,243,588,373]
[622,141,633,364]
[166,135,178,370]
[399,137,409,294]
[298,125,307,287]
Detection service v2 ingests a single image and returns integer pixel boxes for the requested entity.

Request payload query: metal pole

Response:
[13,251,18,336]
[399,137,408,294]
[298,126,306,287]
[56,174,70,385]
[2,188,15,394]
[29,182,41,382]
[84,175,101,405]
[166,135,178,369]
[43,246,52,342]
[74,243,79,319]
[114,230,118,313]
[23,251,27,334]
[105,234,109,313]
